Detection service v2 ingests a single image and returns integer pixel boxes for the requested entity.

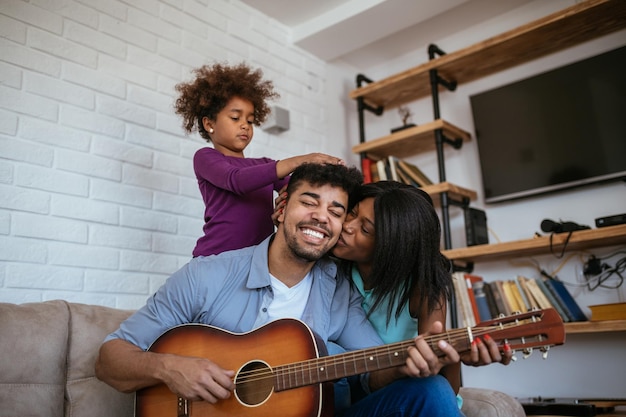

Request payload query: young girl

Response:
[175,62,343,257]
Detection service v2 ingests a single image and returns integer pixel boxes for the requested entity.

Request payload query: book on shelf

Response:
[489,280,512,317]
[382,156,417,186]
[387,156,400,182]
[482,280,500,319]
[376,159,389,181]
[515,276,538,310]
[369,160,381,182]
[395,166,420,188]
[534,277,570,322]
[519,276,552,310]
[513,278,533,312]
[542,278,588,322]
[464,274,483,322]
[470,277,493,322]
[502,280,524,313]
[361,158,373,184]
[395,159,433,187]
[452,272,475,327]
[588,302,626,321]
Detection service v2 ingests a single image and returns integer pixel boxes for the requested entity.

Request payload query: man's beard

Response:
[283,221,333,262]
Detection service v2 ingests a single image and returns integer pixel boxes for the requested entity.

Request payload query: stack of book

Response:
[361,156,432,187]
[588,302,626,321]
[452,272,588,326]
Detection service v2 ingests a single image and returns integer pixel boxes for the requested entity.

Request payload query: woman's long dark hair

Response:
[347,181,452,324]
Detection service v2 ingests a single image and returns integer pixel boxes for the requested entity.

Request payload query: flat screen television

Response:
[470,45,626,204]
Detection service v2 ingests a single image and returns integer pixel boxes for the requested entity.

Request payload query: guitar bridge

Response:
[178,397,189,417]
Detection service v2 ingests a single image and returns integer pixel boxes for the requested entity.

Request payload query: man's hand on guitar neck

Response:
[368,321,461,391]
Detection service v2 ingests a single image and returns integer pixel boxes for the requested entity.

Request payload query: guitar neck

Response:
[273,329,471,391]
[273,308,565,391]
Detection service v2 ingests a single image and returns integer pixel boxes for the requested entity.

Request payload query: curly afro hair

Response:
[174,62,279,142]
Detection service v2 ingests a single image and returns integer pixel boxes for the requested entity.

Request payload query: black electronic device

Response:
[540,219,590,234]
[518,398,597,416]
[518,397,625,416]
[595,213,626,228]
[471,45,626,203]
[465,207,489,246]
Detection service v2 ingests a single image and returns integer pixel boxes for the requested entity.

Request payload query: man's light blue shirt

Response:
[106,235,383,353]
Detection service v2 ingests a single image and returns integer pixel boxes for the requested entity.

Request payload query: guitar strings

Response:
[232,321,542,387]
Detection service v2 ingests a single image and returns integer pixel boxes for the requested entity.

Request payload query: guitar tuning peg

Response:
[510,352,517,362]
[540,346,550,359]
[522,348,533,359]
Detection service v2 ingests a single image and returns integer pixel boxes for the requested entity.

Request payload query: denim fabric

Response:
[337,375,464,417]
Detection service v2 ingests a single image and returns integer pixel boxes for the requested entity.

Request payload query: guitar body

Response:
[136,319,332,417]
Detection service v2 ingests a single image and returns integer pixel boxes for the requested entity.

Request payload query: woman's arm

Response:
[416,300,461,394]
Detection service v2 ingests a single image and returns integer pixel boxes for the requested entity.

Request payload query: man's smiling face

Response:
[278,182,348,262]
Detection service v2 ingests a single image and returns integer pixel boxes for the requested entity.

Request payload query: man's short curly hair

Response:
[286,164,364,209]
[174,62,279,142]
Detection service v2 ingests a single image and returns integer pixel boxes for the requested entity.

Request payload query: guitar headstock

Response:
[476,308,565,358]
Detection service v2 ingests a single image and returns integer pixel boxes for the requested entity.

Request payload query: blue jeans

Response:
[335,375,464,417]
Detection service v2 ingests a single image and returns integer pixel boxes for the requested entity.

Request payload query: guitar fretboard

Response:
[273,330,473,391]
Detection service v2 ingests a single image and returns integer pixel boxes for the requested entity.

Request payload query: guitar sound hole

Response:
[235,361,274,406]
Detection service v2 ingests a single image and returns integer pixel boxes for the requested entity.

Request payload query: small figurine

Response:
[391,106,416,133]
[399,106,413,126]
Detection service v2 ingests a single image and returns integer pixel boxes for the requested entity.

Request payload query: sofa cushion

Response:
[66,302,135,417]
[0,300,70,417]
[460,387,526,417]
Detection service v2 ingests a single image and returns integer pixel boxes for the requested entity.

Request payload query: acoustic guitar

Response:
[136,308,565,417]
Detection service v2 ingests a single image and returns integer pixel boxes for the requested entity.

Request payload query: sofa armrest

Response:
[66,302,135,417]
[0,300,71,417]
[460,387,526,417]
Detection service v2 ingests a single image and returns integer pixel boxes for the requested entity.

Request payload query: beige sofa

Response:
[0,300,525,417]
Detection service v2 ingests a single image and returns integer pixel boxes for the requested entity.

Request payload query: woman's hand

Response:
[461,334,513,366]
[272,185,288,226]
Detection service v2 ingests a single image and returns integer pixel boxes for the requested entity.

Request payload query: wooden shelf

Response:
[422,182,476,202]
[565,319,626,334]
[349,0,626,110]
[422,181,477,203]
[442,224,626,263]
[352,119,471,159]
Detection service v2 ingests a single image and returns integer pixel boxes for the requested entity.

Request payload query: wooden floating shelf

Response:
[442,224,626,263]
[349,0,626,110]
[421,181,477,203]
[565,319,626,334]
[352,119,471,159]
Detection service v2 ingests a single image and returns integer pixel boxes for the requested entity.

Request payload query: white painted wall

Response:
[2,0,625,400]
[0,0,352,307]
[335,0,626,400]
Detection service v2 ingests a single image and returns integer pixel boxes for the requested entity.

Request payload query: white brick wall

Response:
[0,0,349,308]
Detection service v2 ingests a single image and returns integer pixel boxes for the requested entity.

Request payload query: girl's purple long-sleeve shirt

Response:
[192,147,289,257]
